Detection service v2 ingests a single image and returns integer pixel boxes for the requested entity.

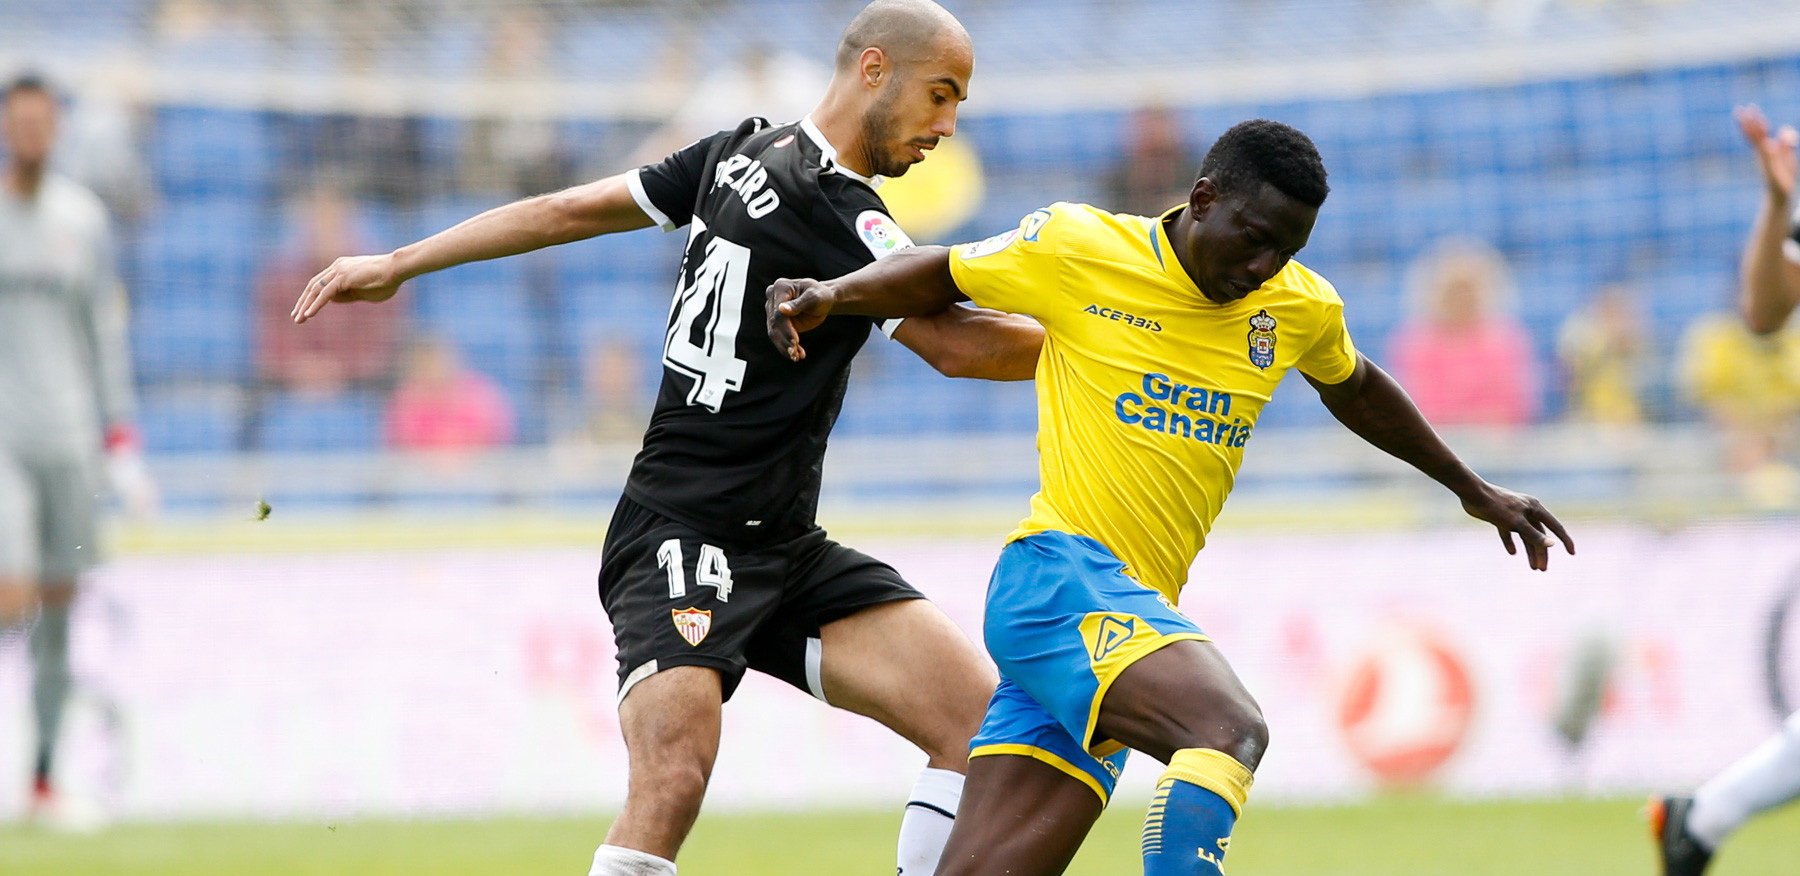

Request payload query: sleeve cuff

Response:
[877,318,904,339]
[627,169,677,232]
[1784,237,1799,265]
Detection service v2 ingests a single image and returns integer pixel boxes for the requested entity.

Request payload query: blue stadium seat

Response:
[138,386,241,455]
[258,391,384,452]
[149,107,274,199]
[131,299,251,386]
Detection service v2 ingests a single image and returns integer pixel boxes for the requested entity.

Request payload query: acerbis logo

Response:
[1083,303,1162,332]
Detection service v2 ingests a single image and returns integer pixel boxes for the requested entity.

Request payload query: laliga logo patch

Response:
[856,209,914,259]
[672,608,713,646]
[1246,309,1277,370]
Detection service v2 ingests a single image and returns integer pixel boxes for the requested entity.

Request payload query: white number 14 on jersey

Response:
[664,217,751,412]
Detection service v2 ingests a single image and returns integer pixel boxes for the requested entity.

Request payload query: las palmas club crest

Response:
[1247,309,1278,369]
[672,608,712,646]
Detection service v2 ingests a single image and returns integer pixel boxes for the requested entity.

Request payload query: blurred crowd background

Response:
[2,0,1799,515]
[4,0,1800,842]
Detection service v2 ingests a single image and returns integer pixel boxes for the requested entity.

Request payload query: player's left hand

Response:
[765,278,837,362]
[292,252,404,324]
[1458,481,1574,571]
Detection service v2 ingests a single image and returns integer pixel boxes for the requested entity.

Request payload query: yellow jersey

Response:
[949,202,1359,600]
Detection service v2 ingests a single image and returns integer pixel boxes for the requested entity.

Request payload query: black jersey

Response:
[621,117,914,544]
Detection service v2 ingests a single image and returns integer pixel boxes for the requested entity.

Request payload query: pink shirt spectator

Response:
[384,342,514,450]
[1389,319,1538,426]
[1390,239,1539,427]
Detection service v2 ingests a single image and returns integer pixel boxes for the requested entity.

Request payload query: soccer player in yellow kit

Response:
[768,119,1575,876]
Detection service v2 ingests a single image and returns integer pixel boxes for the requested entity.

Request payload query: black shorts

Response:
[598,495,922,701]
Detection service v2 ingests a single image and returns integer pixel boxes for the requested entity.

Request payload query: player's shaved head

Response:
[835,0,968,72]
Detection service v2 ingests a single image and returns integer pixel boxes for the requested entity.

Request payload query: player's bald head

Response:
[835,0,969,73]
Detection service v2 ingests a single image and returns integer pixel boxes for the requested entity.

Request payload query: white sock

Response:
[1688,710,1800,849]
[589,844,676,876]
[897,767,964,876]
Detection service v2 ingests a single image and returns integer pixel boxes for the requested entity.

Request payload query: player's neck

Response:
[808,93,877,178]
[5,163,45,200]
[1163,209,1218,302]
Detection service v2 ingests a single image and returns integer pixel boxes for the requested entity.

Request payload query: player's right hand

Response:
[1737,105,1798,203]
[766,278,836,362]
[292,253,404,324]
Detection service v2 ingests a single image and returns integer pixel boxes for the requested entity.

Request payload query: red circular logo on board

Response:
[1335,622,1475,784]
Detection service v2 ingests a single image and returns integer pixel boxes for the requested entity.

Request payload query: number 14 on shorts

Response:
[656,538,735,602]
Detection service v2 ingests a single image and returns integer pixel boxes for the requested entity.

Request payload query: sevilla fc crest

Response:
[672,608,712,646]
[1246,309,1277,370]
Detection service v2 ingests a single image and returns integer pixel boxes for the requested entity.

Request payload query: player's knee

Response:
[1169,696,1268,772]
[632,758,711,811]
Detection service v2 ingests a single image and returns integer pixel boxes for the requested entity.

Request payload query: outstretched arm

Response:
[891,307,1043,381]
[766,245,963,361]
[1736,106,1800,334]
[292,173,654,323]
[1306,353,1575,571]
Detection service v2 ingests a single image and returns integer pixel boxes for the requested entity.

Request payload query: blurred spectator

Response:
[385,337,514,450]
[580,337,649,445]
[1105,105,1199,217]
[1389,239,1539,427]
[1679,306,1800,508]
[253,183,399,397]
[310,113,430,206]
[1555,283,1646,425]
[457,8,568,198]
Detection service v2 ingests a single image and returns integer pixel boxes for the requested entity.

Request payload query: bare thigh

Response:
[818,599,998,769]
[935,753,1104,876]
[1095,638,1267,768]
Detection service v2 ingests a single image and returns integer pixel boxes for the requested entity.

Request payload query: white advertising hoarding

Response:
[1,520,1795,819]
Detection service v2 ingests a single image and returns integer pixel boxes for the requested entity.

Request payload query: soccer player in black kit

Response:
[292,3,1040,875]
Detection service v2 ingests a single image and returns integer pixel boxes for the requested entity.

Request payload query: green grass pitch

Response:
[3,794,1796,875]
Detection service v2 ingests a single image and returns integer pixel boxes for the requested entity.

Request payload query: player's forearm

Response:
[894,307,1043,381]
[390,176,652,283]
[825,246,963,319]
[1320,358,1484,498]
[1741,193,1800,334]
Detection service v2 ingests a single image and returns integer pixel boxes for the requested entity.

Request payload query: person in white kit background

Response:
[0,72,153,822]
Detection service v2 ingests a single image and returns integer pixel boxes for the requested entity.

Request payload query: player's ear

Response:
[1190,177,1218,218]
[859,46,888,90]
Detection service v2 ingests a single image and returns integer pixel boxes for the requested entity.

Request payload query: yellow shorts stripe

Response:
[970,743,1110,804]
